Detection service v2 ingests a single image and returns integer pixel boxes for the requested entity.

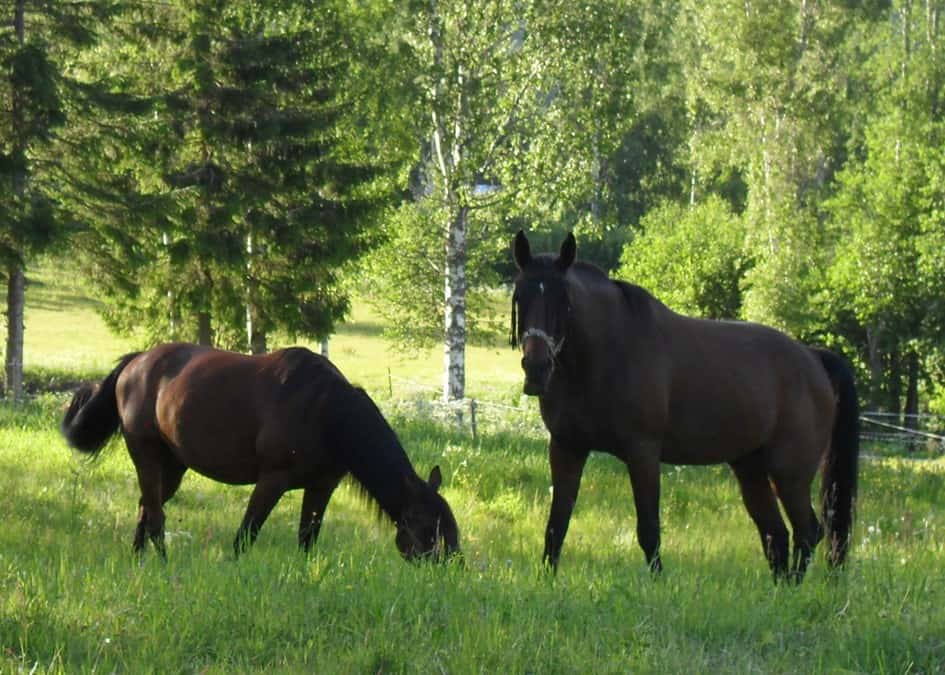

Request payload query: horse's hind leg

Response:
[770,471,822,583]
[160,454,187,505]
[298,469,344,553]
[730,453,789,580]
[128,435,177,559]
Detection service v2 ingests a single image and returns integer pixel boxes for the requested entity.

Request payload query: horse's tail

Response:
[61,352,140,456]
[812,347,860,568]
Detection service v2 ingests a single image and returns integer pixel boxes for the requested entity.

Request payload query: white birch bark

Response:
[443,206,468,402]
[245,232,266,354]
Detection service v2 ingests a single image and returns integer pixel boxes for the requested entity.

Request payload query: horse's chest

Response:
[539,397,615,450]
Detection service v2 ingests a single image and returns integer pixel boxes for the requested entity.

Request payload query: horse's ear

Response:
[555,232,576,272]
[428,465,443,491]
[513,230,532,269]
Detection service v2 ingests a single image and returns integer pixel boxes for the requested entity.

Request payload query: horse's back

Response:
[657,313,835,463]
[116,343,349,485]
[116,343,215,434]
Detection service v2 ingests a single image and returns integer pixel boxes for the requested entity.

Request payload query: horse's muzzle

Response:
[523,379,546,396]
[522,357,551,396]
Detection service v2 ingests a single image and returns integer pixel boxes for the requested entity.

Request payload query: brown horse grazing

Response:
[61,343,460,562]
[511,231,859,583]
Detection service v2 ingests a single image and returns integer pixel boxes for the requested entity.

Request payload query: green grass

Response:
[1,260,944,672]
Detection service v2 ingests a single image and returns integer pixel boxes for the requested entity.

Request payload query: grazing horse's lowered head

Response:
[511,230,575,396]
[395,465,460,562]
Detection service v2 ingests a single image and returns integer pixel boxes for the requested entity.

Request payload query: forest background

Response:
[2,0,945,424]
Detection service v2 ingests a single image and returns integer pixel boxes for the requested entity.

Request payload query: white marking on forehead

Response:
[539,282,544,294]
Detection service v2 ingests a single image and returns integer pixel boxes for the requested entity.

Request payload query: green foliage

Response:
[7,0,945,413]
[740,205,835,339]
[364,201,509,350]
[617,197,750,319]
[820,1,945,408]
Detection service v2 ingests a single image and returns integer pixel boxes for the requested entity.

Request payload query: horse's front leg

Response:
[543,438,589,572]
[234,471,289,557]
[624,439,663,573]
[298,470,344,553]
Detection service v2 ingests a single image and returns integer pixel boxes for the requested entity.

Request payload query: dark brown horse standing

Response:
[511,231,858,582]
[61,343,460,562]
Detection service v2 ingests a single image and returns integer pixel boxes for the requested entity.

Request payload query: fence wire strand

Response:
[385,375,945,452]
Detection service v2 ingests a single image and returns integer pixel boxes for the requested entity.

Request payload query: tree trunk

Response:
[904,349,920,452]
[162,232,179,338]
[197,312,213,346]
[887,344,902,421]
[244,233,266,354]
[246,301,267,354]
[320,338,329,358]
[5,265,25,400]
[5,0,26,401]
[866,326,885,410]
[443,205,468,403]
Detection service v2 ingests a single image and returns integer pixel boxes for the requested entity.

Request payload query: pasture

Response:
[1,261,944,673]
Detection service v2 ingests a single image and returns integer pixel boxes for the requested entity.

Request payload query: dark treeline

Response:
[2,0,944,416]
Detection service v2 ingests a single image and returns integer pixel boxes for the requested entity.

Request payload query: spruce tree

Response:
[77,0,392,351]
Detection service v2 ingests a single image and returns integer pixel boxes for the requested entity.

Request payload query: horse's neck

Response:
[342,436,417,523]
[561,285,660,381]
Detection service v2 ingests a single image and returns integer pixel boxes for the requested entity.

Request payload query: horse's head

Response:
[396,466,461,563]
[511,230,575,396]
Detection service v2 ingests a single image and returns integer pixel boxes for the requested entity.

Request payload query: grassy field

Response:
[1,260,944,673]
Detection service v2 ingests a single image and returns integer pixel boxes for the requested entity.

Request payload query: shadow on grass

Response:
[335,319,387,338]
[22,367,105,396]
[25,277,106,315]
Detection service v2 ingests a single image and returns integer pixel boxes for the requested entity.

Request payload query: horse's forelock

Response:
[512,263,572,354]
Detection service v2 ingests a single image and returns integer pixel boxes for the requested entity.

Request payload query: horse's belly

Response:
[156,378,265,484]
[660,424,764,465]
[169,439,261,485]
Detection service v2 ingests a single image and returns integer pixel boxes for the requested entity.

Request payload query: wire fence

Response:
[382,374,945,455]
[384,374,546,438]
[859,412,945,454]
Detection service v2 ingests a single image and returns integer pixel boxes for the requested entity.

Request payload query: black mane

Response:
[272,347,420,523]
[324,383,419,523]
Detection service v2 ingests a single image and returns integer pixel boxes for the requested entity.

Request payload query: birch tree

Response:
[370,0,634,403]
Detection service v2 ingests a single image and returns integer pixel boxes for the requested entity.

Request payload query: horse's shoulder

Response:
[568,265,656,317]
[270,347,341,382]
[612,279,656,311]
[123,342,205,383]
[272,346,331,368]
[275,345,318,364]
